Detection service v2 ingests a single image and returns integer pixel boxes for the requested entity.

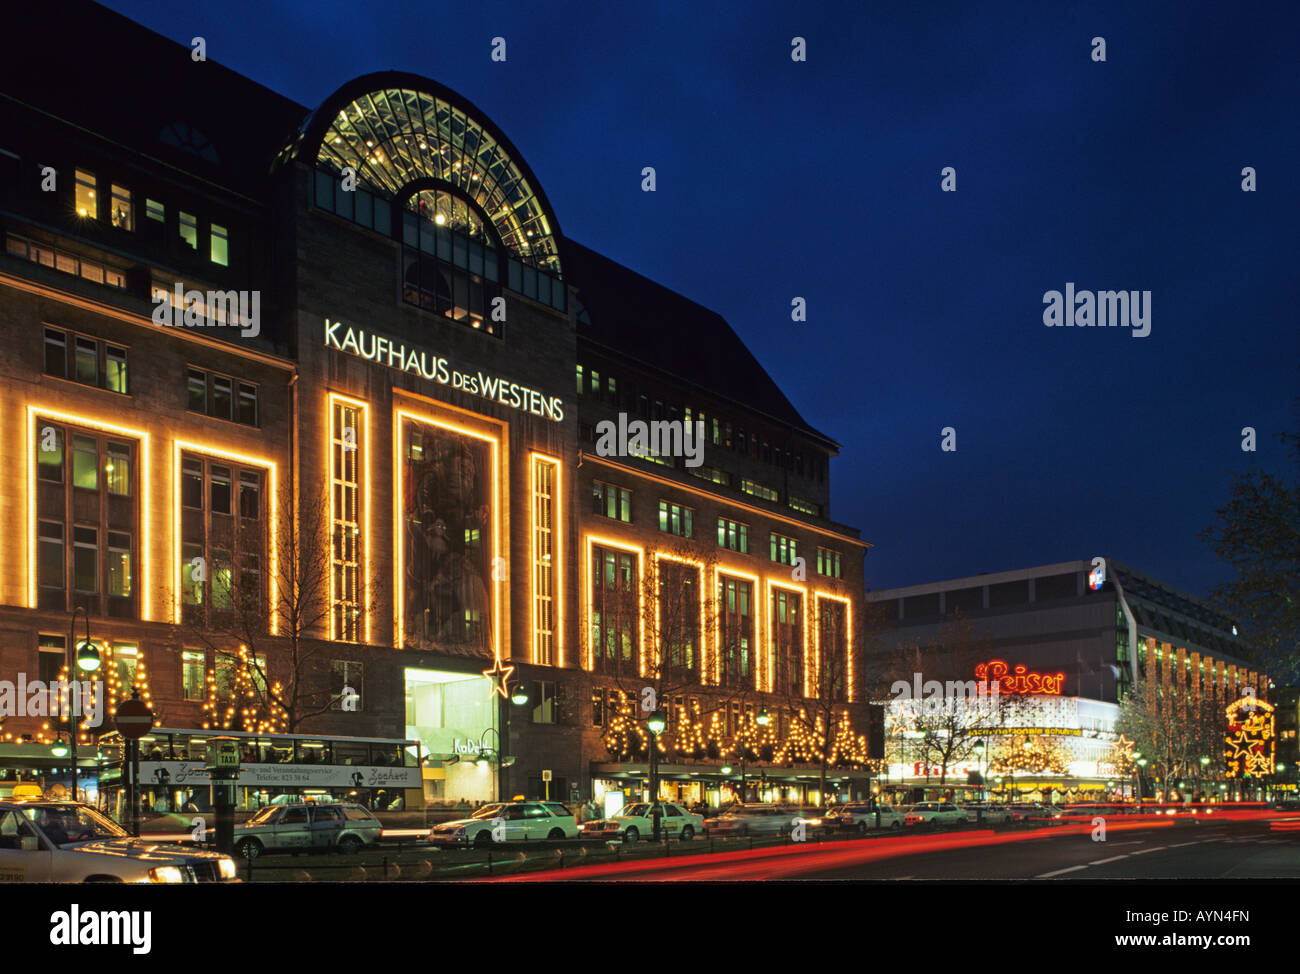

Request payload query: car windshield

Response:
[247,806,281,825]
[469,804,505,820]
[23,804,128,847]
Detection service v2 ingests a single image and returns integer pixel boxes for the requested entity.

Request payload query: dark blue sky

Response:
[106,0,1298,599]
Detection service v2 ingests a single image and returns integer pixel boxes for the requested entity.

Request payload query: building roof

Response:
[563,239,837,449]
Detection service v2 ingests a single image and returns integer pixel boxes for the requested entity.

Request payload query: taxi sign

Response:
[206,738,241,770]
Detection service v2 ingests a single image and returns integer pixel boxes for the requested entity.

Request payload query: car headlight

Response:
[218,858,237,880]
[149,865,186,884]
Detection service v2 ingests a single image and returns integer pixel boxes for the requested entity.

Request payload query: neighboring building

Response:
[0,1,876,812]
[866,558,1264,800]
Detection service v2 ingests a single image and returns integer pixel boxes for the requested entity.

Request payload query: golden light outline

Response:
[27,407,152,618]
[767,578,809,696]
[651,552,707,685]
[327,391,372,643]
[172,440,278,633]
[714,566,761,690]
[393,408,501,660]
[814,590,853,702]
[582,534,645,672]
[529,452,563,667]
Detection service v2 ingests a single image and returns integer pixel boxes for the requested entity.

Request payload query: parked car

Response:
[830,802,906,832]
[904,802,968,826]
[703,804,802,837]
[962,802,1013,824]
[0,800,238,882]
[578,802,704,843]
[427,801,578,847]
[1009,802,1064,822]
[233,802,382,858]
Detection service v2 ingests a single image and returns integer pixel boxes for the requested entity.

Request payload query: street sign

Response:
[114,698,154,739]
[541,769,552,782]
[206,738,241,770]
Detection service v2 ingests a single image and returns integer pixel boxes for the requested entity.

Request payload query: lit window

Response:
[71,436,98,490]
[146,199,165,223]
[75,170,96,219]
[105,442,131,496]
[107,532,132,598]
[179,211,198,249]
[210,223,228,266]
[110,185,132,230]
[182,650,205,700]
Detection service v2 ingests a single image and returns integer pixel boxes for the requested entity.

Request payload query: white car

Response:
[579,802,704,843]
[233,803,382,859]
[962,803,1013,824]
[0,800,238,883]
[428,801,579,847]
[904,802,967,826]
[831,802,905,832]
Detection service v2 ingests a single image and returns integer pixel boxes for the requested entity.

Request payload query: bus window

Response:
[296,740,330,764]
[334,742,368,766]
[372,744,401,767]
[266,742,293,764]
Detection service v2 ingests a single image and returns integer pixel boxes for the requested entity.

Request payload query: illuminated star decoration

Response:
[482,656,515,699]
[1114,735,1134,760]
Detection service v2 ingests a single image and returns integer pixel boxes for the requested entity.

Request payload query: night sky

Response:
[103,0,1298,599]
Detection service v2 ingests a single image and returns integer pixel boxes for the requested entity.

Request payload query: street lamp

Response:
[510,686,530,707]
[64,605,101,803]
[50,737,69,758]
[756,709,771,727]
[1136,758,1148,804]
[973,740,986,816]
[646,710,666,840]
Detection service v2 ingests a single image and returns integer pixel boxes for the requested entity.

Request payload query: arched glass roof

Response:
[297,80,562,276]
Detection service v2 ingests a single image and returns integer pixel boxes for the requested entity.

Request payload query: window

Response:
[789,495,821,517]
[591,688,605,726]
[816,547,842,579]
[719,576,754,686]
[532,456,557,665]
[182,650,205,701]
[239,471,260,520]
[331,660,364,711]
[772,589,804,696]
[717,517,749,553]
[38,521,64,590]
[72,436,98,490]
[72,526,98,593]
[75,169,96,219]
[187,369,258,426]
[770,533,799,566]
[107,531,132,597]
[105,442,130,496]
[590,546,638,668]
[401,190,503,335]
[575,364,584,396]
[330,400,364,642]
[740,479,779,503]
[532,681,556,724]
[146,199,165,223]
[179,211,198,249]
[38,427,64,483]
[42,327,128,394]
[112,645,139,694]
[210,223,228,265]
[179,452,267,627]
[690,466,730,487]
[38,635,65,687]
[658,501,694,538]
[6,235,125,288]
[110,184,132,230]
[592,481,631,522]
[209,466,231,515]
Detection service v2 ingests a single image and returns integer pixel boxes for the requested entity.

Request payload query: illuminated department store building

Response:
[867,558,1266,802]
[0,2,876,812]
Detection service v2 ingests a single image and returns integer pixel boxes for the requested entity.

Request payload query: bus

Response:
[96,727,423,821]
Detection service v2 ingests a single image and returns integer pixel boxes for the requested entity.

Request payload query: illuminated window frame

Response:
[328,392,371,643]
[652,552,707,685]
[766,579,809,697]
[714,566,761,690]
[392,407,501,656]
[814,591,854,702]
[172,440,277,633]
[26,407,151,619]
[530,453,562,666]
[582,535,644,673]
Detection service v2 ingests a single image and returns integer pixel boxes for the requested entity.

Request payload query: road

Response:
[493,813,1300,882]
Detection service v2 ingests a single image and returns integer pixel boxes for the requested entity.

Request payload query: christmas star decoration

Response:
[482,656,515,699]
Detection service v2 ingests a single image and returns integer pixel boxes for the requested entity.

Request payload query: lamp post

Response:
[973,740,986,822]
[1136,757,1147,804]
[64,606,101,804]
[647,709,666,840]
[1199,755,1210,803]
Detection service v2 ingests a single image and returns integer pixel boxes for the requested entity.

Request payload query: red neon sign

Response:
[974,660,1065,695]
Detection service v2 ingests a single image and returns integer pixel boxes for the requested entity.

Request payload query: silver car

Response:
[233,803,381,858]
[0,801,238,883]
